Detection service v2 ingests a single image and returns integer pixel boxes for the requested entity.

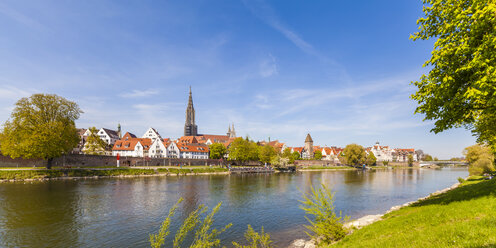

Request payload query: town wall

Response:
[294,160,337,167]
[0,154,234,168]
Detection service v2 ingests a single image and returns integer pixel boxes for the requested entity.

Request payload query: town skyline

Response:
[0,0,476,158]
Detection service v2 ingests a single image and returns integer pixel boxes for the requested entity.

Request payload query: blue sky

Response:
[0,0,475,158]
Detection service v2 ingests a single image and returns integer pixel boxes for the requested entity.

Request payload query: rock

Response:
[303,240,316,248]
[344,214,382,229]
[288,239,306,248]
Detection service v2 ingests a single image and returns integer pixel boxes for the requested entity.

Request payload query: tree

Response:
[342,144,366,166]
[282,148,296,164]
[83,127,107,155]
[407,154,414,167]
[314,150,323,160]
[423,154,433,161]
[259,145,276,164]
[291,151,301,161]
[411,1,496,151]
[464,144,495,175]
[366,152,377,166]
[0,94,82,169]
[228,137,259,164]
[209,143,227,159]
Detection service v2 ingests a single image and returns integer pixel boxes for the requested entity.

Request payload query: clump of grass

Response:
[191,168,228,174]
[167,168,192,175]
[149,198,232,248]
[300,183,348,245]
[232,225,273,248]
[0,170,63,180]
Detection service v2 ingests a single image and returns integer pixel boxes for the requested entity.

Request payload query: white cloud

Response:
[259,54,278,78]
[119,89,160,98]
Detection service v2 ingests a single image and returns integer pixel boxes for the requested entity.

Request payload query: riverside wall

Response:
[0,154,241,168]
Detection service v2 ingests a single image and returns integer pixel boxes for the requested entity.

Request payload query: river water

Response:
[0,167,467,247]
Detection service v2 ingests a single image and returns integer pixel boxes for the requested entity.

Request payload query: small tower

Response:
[304,133,314,159]
[117,123,122,139]
[227,125,231,137]
[230,123,236,138]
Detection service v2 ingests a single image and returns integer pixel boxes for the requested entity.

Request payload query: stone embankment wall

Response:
[294,160,337,167]
[0,154,245,168]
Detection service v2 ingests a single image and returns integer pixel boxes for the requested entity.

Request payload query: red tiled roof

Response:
[122,132,137,139]
[177,144,210,153]
[198,134,231,143]
[178,136,198,144]
[113,138,152,151]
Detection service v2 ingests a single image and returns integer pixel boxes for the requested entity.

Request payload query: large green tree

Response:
[411,0,496,151]
[342,144,366,166]
[464,144,495,175]
[0,94,82,169]
[83,127,108,155]
[259,145,277,164]
[209,143,227,159]
[228,137,259,164]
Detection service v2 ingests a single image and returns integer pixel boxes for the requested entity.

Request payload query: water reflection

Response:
[0,168,467,247]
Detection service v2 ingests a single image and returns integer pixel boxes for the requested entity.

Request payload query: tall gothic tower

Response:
[184,87,198,136]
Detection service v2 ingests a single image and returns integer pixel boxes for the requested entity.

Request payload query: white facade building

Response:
[83,128,120,146]
[112,138,152,157]
[142,128,162,143]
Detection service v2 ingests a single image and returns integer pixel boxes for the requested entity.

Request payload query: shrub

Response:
[299,183,348,245]
[150,198,231,248]
[468,157,495,176]
[382,161,389,166]
[457,177,465,183]
[232,225,273,248]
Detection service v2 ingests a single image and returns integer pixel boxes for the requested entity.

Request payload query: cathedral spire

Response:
[184,87,198,136]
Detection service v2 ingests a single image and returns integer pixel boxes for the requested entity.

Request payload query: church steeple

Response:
[184,86,198,136]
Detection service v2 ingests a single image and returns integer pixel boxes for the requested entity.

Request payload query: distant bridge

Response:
[419,161,468,166]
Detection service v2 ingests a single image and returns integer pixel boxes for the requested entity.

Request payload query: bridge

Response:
[419,161,468,166]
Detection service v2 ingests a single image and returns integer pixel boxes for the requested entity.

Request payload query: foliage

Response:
[259,145,277,164]
[407,154,414,166]
[464,144,495,176]
[209,143,227,159]
[149,198,231,248]
[410,0,496,151]
[331,177,496,247]
[150,198,182,248]
[433,157,439,161]
[228,138,259,163]
[232,225,273,248]
[83,127,108,155]
[0,168,156,180]
[270,155,289,167]
[0,94,82,169]
[300,183,348,245]
[342,144,366,166]
[314,150,323,160]
[382,161,389,166]
[423,154,433,161]
[366,152,377,166]
[291,151,301,161]
[282,148,293,162]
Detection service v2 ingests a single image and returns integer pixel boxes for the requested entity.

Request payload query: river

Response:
[0,167,467,247]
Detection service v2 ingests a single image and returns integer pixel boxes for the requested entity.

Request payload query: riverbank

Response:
[298,166,355,171]
[330,175,496,247]
[0,166,229,182]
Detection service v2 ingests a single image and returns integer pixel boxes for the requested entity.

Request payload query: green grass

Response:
[300,166,355,170]
[0,168,156,180]
[330,177,496,248]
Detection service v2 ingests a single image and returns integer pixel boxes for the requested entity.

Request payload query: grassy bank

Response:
[299,166,355,171]
[0,166,229,180]
[331,176,496,247]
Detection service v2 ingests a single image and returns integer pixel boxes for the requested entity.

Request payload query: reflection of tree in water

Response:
[0,181,81,247]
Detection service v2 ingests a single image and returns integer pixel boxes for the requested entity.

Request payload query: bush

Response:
[232,225,273,248]
[468,157,495,176]
[457,177,465,183]
[299,183,348,245]
[382,161,389,166]
[150,198,231,248]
